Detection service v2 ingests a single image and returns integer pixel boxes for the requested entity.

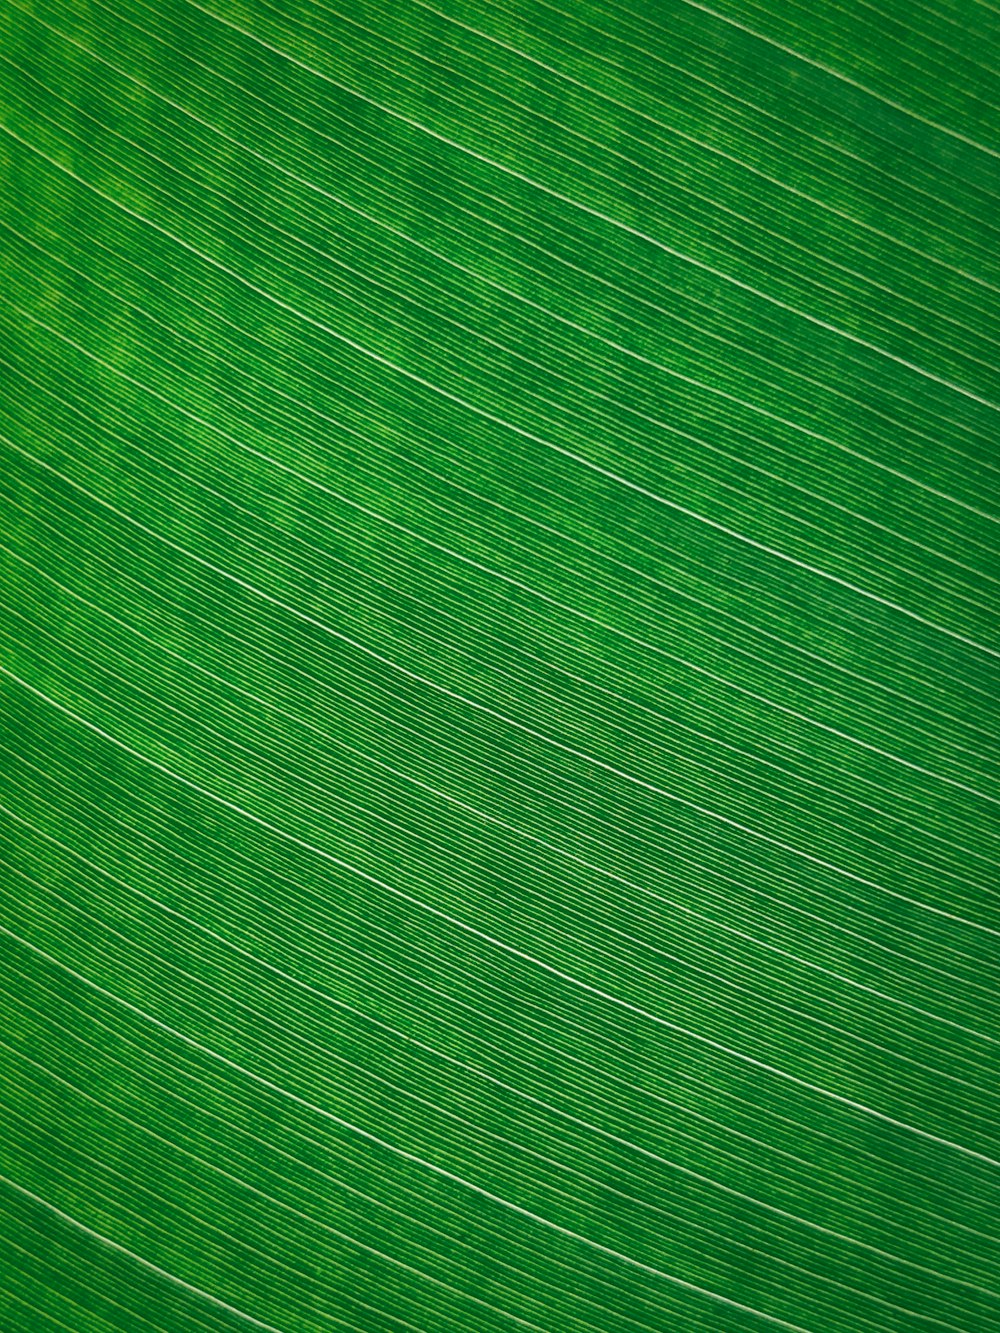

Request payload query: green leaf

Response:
[1,0,998,1328]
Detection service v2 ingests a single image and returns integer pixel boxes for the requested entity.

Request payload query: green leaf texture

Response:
[1,0,998,1328]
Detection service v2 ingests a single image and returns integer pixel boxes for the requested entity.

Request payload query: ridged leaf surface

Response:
[1,1,998,1329]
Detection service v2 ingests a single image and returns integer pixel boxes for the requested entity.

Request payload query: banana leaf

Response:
[0,0,997,1328]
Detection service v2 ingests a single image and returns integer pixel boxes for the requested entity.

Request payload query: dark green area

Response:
[0,0,998,1328]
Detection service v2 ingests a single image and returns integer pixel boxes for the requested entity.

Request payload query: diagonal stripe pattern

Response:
[0,0,998,1329]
